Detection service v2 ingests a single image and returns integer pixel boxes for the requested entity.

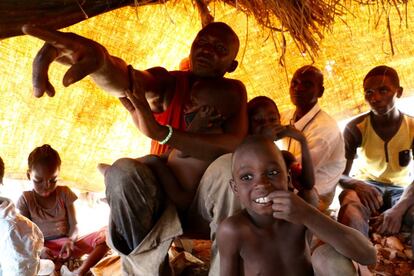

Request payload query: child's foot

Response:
[37,259,55,275]
[60,265,77,276]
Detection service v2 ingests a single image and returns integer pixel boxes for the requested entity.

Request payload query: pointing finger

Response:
[22,25,76,49]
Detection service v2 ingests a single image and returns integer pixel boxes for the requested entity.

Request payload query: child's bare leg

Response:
[312,243,357,276]
[74,243,110,276]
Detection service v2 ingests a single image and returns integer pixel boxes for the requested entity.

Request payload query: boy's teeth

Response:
[255,196,270,204]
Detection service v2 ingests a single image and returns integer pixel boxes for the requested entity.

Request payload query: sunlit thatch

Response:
[1,0,414,191]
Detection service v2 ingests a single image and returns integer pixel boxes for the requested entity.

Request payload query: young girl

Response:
[17,145,109,276]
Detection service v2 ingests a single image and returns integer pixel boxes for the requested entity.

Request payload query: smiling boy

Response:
[217,136,376,276]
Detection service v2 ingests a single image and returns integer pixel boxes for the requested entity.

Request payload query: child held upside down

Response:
[17,145,109,276]
[217,136,376,276]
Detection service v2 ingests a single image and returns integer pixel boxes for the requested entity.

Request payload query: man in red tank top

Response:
[25,22,248,274]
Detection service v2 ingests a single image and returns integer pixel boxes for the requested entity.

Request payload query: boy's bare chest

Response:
[239,226,311,275]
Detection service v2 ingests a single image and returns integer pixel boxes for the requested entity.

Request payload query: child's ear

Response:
[318,86,325,98]
[229,179,238,194]
[287,173,294,190]
[396,86,403,98]
[26,170,31,180]
[227,60,238,73]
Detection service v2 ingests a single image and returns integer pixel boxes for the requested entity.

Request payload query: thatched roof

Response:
[1,0,413,191]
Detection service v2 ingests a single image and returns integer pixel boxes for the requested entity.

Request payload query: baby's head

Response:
[185,78,237,125]
[247,96,280,135]
[230,136,288,217]
[0,157,4,185]
[27,144,61,197]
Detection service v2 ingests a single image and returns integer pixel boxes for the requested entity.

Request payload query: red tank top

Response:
[151,71,191,155]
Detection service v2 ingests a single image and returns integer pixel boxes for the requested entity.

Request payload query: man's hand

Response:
[270,190,309,224]
[22,25,108,97]
[374,206,405,234]
[119,65,169,142]
[352,180,383,214]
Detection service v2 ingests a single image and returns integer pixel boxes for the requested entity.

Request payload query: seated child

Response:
[16,145,109,276]
[217,136,376,275]
[247,96,318,206]
[0,156,54,276]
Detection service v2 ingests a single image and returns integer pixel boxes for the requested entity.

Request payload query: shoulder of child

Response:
[58,186,78,202]
[224,78,247,94]
[218,211,250,239]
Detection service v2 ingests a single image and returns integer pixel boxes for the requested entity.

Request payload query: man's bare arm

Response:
[377,180,414,234]
[339,122,383,212]
[22,25,171,102]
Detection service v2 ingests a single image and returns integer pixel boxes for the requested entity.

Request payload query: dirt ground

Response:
[172,234,414,276]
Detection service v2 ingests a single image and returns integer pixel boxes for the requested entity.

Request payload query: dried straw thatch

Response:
[1,0,414,191]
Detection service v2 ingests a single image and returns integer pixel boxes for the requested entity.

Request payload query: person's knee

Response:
[105,158,150,193]
[339,189,360,205]
[338,192,370,235]
[312,244,357,276]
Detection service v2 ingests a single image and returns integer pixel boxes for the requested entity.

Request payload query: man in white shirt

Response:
[281,66,376,275]
[279,65,346,210]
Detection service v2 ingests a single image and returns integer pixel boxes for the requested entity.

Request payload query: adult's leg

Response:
[403,204,414,254]
[186,154,242,276]
[105,158,164,254]
[338,189,373,236]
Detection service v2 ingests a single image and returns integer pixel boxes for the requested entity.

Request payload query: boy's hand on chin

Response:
[270,190,308,224]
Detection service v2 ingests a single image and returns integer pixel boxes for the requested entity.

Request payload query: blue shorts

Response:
[365,180,404,212]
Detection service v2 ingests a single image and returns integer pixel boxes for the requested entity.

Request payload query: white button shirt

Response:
[279,103,346,199]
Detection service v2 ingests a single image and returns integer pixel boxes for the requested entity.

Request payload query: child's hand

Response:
[58,239,75,260]
[40,247,56,260]
[274,125,305,142]
[187,105,223,132]
[270,190,309,224]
